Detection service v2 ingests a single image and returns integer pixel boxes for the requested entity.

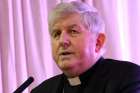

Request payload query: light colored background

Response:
[0,0,140,93]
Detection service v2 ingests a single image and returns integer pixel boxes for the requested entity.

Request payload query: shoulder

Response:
[96,58,140,78]
[96,58,140,83]
[99,58,140,92]
[104,59,140,87]
[31,74,63,93]
[102,58,140,77]
[103,58,140,71]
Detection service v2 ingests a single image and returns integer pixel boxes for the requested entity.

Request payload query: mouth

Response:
[58,50,75,61]
[59,51,73,56]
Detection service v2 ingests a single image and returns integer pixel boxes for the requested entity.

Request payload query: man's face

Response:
[50,13,98,77]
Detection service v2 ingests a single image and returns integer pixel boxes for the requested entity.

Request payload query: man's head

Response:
[49,1,106,78]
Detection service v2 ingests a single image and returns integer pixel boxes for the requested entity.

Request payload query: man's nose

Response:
[59,32,70,48]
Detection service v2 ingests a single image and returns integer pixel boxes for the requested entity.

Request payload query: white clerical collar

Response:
[67,77,81,86]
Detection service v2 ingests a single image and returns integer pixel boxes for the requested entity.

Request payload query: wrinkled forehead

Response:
[49,13,83,32]
[51,13,84,32]
[53,12,81,24]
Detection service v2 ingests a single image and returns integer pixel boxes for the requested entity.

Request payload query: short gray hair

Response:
[48,1,105,34]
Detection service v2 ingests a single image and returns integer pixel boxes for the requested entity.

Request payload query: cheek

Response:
[75,39,91,58]
[80,37,96,58]
[51,41,58,58]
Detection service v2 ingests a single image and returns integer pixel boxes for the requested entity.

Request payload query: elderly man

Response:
[31,1,140,93]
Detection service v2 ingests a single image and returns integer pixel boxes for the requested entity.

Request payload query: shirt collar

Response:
[64,57,104,86]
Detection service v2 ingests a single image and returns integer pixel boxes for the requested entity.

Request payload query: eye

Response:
[51,30,61,39]
[68,25,81,36]
[71,30,78,33]
[69,29,80,36]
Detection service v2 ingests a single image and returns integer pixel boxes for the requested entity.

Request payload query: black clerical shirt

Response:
[31,57,140,93]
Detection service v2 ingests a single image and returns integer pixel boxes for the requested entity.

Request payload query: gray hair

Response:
[48,1,105,34]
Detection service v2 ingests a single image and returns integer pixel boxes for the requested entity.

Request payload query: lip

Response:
[58,51,74,58]
[59,51,73,55]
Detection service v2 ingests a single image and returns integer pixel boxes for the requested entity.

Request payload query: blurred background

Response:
[0,0,140,93]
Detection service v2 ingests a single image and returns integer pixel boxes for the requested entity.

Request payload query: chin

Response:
[58,58,75,67]
[59,63,74,71]
[63,69,79,78]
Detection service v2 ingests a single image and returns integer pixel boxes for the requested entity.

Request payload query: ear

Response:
[95,33,106,52]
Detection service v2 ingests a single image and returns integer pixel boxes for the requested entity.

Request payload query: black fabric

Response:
[31,57,140,93]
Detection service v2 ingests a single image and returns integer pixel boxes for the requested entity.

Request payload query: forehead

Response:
[52,13,83,29]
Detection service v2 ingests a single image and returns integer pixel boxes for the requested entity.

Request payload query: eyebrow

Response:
[51,24,80,33]
[67,24,80,28]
